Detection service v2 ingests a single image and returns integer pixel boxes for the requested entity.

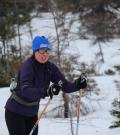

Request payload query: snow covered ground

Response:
[0,75,120,135]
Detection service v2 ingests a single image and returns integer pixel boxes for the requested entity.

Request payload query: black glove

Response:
[75,76,87,90]
[47,83,62,99]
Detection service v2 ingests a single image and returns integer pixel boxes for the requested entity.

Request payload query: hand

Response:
[47,83,62,99]
[75,75,87,90]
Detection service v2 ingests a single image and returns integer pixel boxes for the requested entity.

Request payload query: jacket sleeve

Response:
[50,63,78,93]
[18,61,45,101]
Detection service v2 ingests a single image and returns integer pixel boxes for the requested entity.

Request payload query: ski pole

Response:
[29,98,51,135]
[76,90,82,135]
[76,73,86,135]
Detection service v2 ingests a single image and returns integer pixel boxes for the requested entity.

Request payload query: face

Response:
[34,48,50,64]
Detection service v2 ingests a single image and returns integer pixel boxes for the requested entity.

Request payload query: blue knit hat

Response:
[32,36,51,52]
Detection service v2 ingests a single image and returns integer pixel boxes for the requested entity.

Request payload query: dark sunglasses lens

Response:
[39,48,50,53]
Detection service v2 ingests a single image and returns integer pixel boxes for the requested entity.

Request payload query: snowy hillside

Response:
[0,75,120,135]
[20,13,120,74]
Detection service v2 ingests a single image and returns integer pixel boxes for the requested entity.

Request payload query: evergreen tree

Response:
[110,78,120,128]
[110,98,120,128]
[0,0,36,87]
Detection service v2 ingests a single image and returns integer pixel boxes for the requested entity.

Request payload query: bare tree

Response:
[46,0,79,118]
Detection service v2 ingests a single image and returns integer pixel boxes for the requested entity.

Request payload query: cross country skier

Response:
[5,35,87,135]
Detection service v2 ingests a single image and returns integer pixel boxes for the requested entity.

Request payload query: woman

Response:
[5,35,87,135]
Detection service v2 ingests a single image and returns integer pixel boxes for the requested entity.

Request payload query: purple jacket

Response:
[5,56,78,116]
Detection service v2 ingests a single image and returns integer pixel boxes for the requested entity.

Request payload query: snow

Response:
[20,14,120,74]
[1,75,120,135]
[66,39,120,74]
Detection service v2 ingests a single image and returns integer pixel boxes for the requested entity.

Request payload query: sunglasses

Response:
[38,48,50,54]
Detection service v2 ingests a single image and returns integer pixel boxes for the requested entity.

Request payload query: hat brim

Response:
[40,44,51,50]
